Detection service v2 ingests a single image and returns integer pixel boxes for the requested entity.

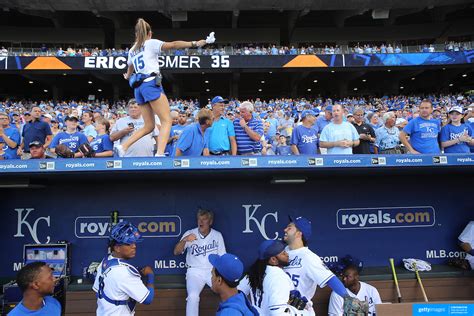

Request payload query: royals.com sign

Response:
[75,215,181,238]
[337,206,435,230]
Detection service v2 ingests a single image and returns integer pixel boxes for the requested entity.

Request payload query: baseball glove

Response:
[447,258,471,270]
[79,143,95,157]
[343,296,369,316]
[288,290,308,310]
[55,144,75,158]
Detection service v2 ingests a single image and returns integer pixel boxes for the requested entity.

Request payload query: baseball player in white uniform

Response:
[459,221,474,269]
[93,221,155,316]
[174,208,226,316]
[328,265,382,315]
[283,216,350,315]
[240,240,306,315]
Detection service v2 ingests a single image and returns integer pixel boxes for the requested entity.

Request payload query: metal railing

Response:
[3,41,473,57]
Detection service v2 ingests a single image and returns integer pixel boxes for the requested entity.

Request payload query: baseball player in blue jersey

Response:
[118,18,215,157]
[93,221,155,316]
[174,208,226,316]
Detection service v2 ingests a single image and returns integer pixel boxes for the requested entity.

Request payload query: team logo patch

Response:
[39,162,55,170]
[106,160,122,169]
[432,156,447,164]
[241,158,257,167]
[308,157,323,166]
[371,157,386,165]
[173,159,189,168]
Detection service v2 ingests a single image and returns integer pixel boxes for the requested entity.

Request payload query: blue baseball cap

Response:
[301,110,316,119]
[325,105,333,112]
[208,253,243,283]
[211,96,227,105]
[289,216,312,241]
[258,240,286,260]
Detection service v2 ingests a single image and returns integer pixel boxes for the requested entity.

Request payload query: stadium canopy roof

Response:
[0,0,472,12]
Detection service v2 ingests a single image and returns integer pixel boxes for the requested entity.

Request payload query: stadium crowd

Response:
[0,93,473,160]
[2,40,471,57]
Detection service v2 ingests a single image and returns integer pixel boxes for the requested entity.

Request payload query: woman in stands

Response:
[90,118,114,157]
[118,18,215,157]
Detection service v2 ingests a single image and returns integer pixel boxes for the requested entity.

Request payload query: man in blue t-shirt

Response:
[0,112,20,159]
[8,262,61,316]
[18,106,52,159]
[275,134,292,155]
[400,99,441,154]
[320,104,360,154]
[290,110,319,155]
[204,96,237,156]
[316,105,333,133]
[167,111,187,157]
[50,116,88,157]
[209,253,258,316]
[265,110,279,142]
[176,108,213,157]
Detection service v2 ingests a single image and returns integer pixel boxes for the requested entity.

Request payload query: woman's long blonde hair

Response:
[131,18,151,52]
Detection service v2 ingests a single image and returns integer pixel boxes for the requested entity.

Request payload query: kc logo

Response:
[242,204,278,240]
[13,208,51,244]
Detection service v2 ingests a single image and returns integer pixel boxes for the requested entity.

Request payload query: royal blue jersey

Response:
[90,134,114,154]
[0,126,20,159]
[50,131,88,153]
[440,123,473,153]
[290,125,319,155]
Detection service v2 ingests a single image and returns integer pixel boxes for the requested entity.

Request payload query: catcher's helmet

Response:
[109,221,143,244]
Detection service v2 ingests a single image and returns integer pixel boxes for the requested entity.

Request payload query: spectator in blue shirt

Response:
[81,111,97,142]
[275,134,292,155]
[316,105,332,133]
[320,104,360,154]
[204,96,237,156]
[440,106,474,153]
[50,116,88,157]
[400,99,441,154]
[90,118,114,157]
[290,110,319,155]
[375,112,402,154]
[265,110,279,142]
[8,262,61,316]
[18,106,52,159]
[167,111,187,157]
[176,108,213,157]
[0,112,20,159]
[234,101,264,155]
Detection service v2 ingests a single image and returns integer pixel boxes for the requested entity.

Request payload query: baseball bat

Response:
[413,263,428,302]
[111,210,119,226]
[389,258,402,303]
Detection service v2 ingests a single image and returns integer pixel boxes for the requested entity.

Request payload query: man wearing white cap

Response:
[440,106,474,153]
